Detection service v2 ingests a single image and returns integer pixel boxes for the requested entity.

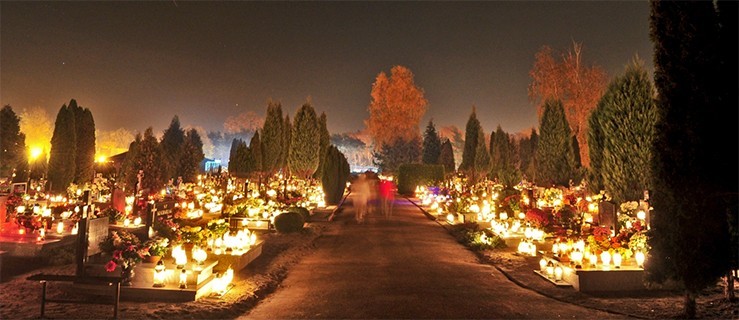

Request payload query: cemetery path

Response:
[240,194,625,319]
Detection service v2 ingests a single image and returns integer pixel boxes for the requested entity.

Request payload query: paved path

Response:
[241,195,623,319]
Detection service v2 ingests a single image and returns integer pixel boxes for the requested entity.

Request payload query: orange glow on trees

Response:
[528,42,607,167]
[19,107,53,158]
[366,65,428,150]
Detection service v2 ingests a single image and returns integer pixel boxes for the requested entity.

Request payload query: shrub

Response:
[287,206,311,223]
[274,211,305,233]
[397,164,445,195]
[321,145,350,205]
[448,223,506,251]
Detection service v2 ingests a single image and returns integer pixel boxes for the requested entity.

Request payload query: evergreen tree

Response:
[261,101,284,175]
[321,145,350,205]
[247,131,263,178]
[459,107,480,172]
[0,105,27,180]
[47,104,77,193]
[716,0,739,301]
[647,2,733,316]
[519,128,538,182]
[228,138,241,174]
[473,129,491,180]
[179,129,205,183]
[314,112,330,179]
[136,128,164,194]
[490,125,519,187]
[229,139,249,178]
[160,116,185,181]
[587,105,605,193]
[373,136,421,174]
[121,133,142,191]
[422,120,442,164]
[282,115,291,174]
[438,139,456,173]
[70,100,96,184]
[289,103,320,179]
[591,60,657,204]
[536,99,576,186]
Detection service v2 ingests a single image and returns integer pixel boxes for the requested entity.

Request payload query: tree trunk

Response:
[684,290,697,319]
[726,270,736,301]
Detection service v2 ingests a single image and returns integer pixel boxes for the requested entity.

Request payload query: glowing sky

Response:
[1,1,652,135]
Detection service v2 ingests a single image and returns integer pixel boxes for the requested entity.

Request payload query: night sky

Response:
[1,1,652,136]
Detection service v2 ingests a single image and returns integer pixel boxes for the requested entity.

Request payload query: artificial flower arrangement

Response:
[101,207,126,224]
[178,225,205,245]
[99,230,149,272]
[206,219,230,239]
[144,236,170,257]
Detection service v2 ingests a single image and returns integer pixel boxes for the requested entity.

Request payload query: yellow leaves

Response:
[367,66,428,149]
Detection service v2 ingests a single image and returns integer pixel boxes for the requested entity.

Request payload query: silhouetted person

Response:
[379,177,396,218]
[352,174,370,223]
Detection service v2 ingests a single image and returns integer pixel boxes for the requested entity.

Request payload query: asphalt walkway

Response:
[241,194,624,319]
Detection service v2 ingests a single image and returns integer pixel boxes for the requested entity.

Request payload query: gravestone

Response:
[598,201,617,233]
[87,216,109,256]
[154,200,176,219]
[111,189,126,213]
[75,206,109,277]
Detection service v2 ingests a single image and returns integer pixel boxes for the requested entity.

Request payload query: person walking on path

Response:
[352,174,370,223]
[379,176,396,218]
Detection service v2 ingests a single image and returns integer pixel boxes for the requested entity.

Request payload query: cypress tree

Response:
[289,103,320,179]
[473,129,491,180]
[232,139,249,178]
[373,136,421,174]
[438,139,456,173]
[314,112,330,179]
[228,138,241,174]
[647,2,733,316]
[70,100,96,184]
[490,126,509,178]
[121,133,142,191]
[459,107,480,172]
[261,101,284,175]
[717,0,739,301]
[282,115,291,174]
[248,131,263,178]
[160,116,185,181]
[0,105,27,180]
[422,120,442,164]
[47,104,77,193]
[137,128,164,194]
[587,105,605,193]
[179,129,205,183]
[490,126,520,187]
[519,128,538,182]
[321,145,350,205]
[592,60,657,204]
[536,99,576,186]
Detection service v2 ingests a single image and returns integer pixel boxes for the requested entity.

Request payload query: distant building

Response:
[200,158,222,173]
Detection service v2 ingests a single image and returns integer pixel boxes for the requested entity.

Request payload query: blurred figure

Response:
[379,176,396,218]
[352,174,370,223]
[368,172,379,215]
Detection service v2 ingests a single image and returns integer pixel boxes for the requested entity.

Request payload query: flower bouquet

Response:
[99,231,149,285]
[143,236,170,263]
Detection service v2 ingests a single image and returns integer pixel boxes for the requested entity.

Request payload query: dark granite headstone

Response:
[598,201,617,233]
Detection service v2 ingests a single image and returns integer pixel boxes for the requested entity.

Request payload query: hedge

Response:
[397,164,445,195]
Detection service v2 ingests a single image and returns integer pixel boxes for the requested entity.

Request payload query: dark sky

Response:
[0,1,653,136]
